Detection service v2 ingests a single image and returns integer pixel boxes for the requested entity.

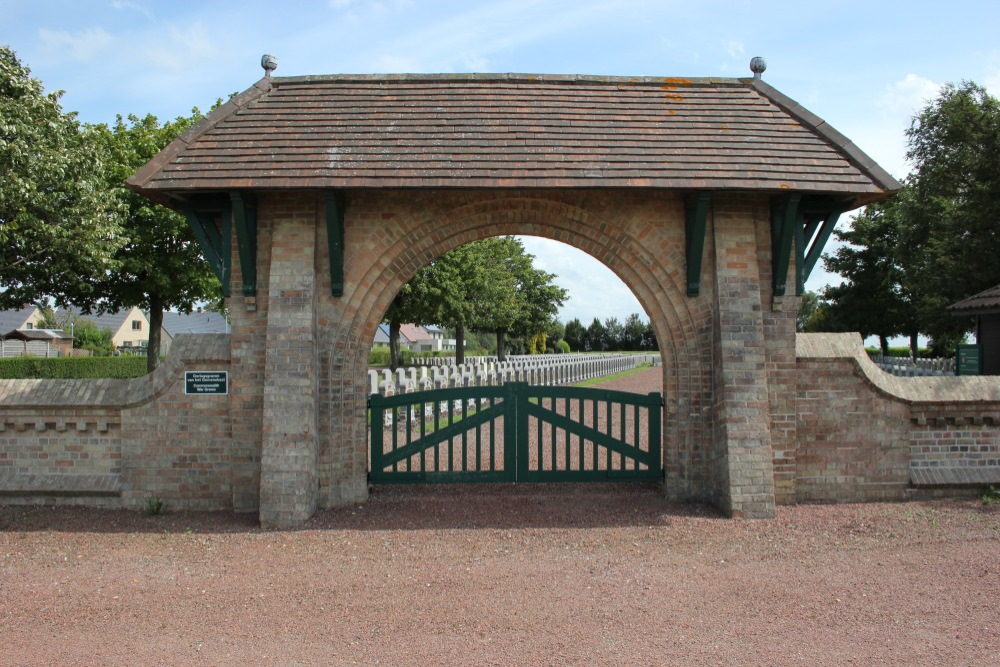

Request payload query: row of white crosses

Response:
[369,353,657,428]
[368,353,658,397]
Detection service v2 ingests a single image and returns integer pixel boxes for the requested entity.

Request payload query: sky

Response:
[4,0,1000,325]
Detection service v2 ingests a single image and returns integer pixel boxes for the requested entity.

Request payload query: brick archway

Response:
[324,191,714,509]
[125,71,901,527]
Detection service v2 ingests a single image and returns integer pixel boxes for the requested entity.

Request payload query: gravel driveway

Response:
[3,368,998,665]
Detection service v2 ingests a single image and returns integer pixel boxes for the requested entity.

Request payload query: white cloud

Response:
[38,27,113,61]
[109,1,153,18]
[726,40,744,59]
[877,73,940,114]
[517,236,647,324]
[142,22,219,75]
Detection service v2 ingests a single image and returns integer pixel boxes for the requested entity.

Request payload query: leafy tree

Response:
[622,313,646,351]
[641,320,659,351]
[587,318,606,352]
[603,317,624,351]
[899,81,1000,348]
[91,112,223,373]
[821,195,918,355]
[72,319,114,356]
[796,291,820,333]
[0,47,123,309]
[563,318,586,352]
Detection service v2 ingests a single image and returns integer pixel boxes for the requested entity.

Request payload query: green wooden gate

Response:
[369,382,662,483]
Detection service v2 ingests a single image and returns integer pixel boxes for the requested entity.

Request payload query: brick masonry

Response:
[0,335,232,510]
[796,333,1000,500]
[2,192,998,523]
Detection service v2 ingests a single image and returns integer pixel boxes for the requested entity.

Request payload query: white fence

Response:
[0,340,62,358]
[870,354,955,377]
[368,353,659,396]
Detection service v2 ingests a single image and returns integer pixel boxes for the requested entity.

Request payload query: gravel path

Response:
[3,368,998,665]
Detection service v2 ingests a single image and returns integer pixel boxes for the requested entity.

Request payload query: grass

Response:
[572,362,653,388]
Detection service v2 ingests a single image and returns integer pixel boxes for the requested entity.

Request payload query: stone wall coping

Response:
[0,334,230,409]
[797,333,1000,403]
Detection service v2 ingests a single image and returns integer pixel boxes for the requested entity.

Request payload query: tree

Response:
[0,47,123,309]
[470,237,566,361]
[587,318,606,351]
[820,195,918,355]
[622,313,646,351]
[797,291,820,333]
[563,318,586,352]
[900,81,1000,349]
[603,317,624,350]
[71,319,114,356]
[91,112,223,373]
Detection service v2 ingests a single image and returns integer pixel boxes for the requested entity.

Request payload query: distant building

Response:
[0,306,42,333]
[66,306,151,349]
[372,323,456,352]
[1,328,73,357]
[160,311,229,355]
[949,284,1000,375]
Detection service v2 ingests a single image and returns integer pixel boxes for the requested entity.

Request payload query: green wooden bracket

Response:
[324,191,346,297]
[771,194,801,297]
[802,208,843,285]
[182,194,232,296]
[684,192,711,297]
[229,192,257,297]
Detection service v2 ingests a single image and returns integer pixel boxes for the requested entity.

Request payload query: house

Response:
[949,284,1000,375]
[66,306,151,349]
[0,306,42,333]
[372,323,458,352]
[160,310,229,356]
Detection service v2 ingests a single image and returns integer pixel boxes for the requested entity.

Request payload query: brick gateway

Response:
[2,70,998,527]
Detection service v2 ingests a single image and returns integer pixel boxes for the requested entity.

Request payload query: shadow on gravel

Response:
[305,482,724,531]
[0,483,725,534]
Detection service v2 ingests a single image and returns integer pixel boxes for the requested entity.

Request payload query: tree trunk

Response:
[455,323,465,365]
[909,332,919,360]
[879,335,889,357]
[496,329,506,362]
[147,295,164,374]
[389,321,401,371]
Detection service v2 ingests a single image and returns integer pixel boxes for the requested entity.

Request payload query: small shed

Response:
[1,329,74,357]
[949,284,1000,375]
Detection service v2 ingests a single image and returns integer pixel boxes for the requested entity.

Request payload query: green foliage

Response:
[557,340,571,353]
[91,112,223,373]
[71,318,115,356]
[0,47,124,309]
[145,494,165,516]
[0,356,147,379]
[982,485,1000,506]
[563,318,586,352]
[369,347,414,366]
[821,81,1000,350]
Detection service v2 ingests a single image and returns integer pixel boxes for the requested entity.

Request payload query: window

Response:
[26,323,33,329]
[132,320,142,331]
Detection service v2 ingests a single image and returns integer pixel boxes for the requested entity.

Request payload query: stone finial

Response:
[261,54,278,77]
[750,56,766,80]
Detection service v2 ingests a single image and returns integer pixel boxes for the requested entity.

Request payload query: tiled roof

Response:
[65,307,136,334]
[3,329,71,341]
[161,311,230,336]
[128,73,900,206]
[949,284,1000,315]
[399,323,431,343]
[0,306,39,333]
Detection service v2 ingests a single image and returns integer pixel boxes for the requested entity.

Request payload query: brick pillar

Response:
[259,198,320,528]
[710,196,776,518]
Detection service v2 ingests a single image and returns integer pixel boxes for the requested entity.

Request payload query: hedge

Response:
[0,356,149,379]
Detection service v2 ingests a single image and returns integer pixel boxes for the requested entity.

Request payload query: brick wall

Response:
[795,333,1000,501]
[0,335,233,510]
